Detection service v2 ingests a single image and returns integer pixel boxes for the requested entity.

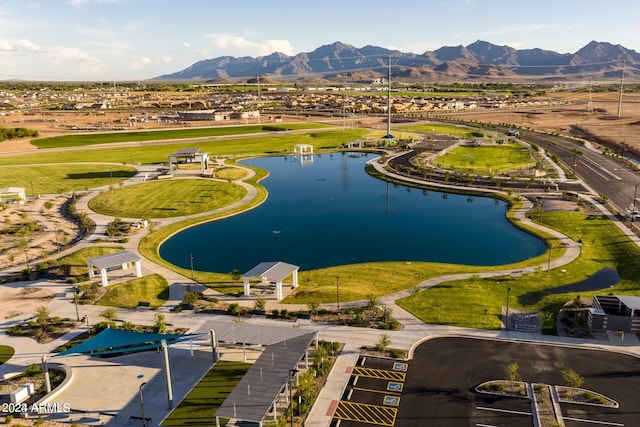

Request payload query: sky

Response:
[1,0,639,81]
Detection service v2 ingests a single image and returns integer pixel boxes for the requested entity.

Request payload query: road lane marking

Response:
[352,386,401,396]
[335,401,397,426]
[353,366,406,381]
[563,417,624,426]
[476,406,532,416]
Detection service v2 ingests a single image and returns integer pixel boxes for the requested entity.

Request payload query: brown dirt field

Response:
[0,286,54,320]
[0,195,80,272]
[452,91,640,154]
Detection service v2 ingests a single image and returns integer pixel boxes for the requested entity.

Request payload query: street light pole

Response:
[189,251,194,281]
[139,382,147,427]
[505,287,511,331]
[336,276,340,312]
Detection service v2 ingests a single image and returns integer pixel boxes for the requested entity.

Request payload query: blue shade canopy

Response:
[382,134,395,139]
[53,328,193,357]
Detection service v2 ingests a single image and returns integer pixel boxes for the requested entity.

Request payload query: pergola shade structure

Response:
[167,148,209,175]
[242,261,299,301]
[293,144,313,154]
[87,250,142,287]
[214,332,317,427]
[0,187,26,204]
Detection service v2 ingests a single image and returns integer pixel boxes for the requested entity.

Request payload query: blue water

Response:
[159,152,546,272]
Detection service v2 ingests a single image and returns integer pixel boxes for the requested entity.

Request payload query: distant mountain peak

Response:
[154,40,640,81]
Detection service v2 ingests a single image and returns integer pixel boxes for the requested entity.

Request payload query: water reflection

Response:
[159,152,545,272]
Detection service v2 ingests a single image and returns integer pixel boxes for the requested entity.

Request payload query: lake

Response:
[159,152,545,272]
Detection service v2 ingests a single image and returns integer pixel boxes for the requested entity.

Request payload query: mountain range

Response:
[155,40,640,82]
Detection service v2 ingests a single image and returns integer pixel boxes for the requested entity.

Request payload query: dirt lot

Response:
[0,195,80,272]
[0,286,54,320]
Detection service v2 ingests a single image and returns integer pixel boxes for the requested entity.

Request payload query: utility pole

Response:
[386,54,392,137]
[617,61,625,118]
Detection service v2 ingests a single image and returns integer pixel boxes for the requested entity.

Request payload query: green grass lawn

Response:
[399,123,486,138]
[138,164,270,291]
[0,129,367,167]
[162,360,250,427]
[397,212,640,331]
[434,143,534,174]
[213,167,247,180]
[0,345,15,365]
[96,274,169,308]
[31,123,331,148]
[53,246,125,277]
[0,164,137,194]
[88,179,246,218]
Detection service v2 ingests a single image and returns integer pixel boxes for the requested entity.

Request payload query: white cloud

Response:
[202,33,294,56]
[0,37,105,70]
[130,55,151,70]
[161,54,172,63]
[183,42,191,48]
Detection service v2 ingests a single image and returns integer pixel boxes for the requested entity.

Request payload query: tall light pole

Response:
[505,287,511,331]
[336,276,340,312]
[189,251,194,281]
[139,382,147,427]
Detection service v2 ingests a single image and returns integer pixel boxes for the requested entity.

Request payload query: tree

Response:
[306,301,319,315]
[311,345,330,377]
[381,306,393,324]
[254,297,266,312]
[230,268,242,284]
[504,362,521,382]
[99,308,117,327]
[561,368,584,390]
[35,306,50,325]
[365,294,380,312]
[154,313,167,334]
[183,291,199,306]
[375,333,391,352]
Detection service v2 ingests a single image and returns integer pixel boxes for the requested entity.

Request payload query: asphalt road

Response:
[396,337,640,427]
[515,128,640,216]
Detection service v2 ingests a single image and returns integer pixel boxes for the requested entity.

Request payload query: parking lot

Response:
[334,337,640,426]
[333,358,408,427]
